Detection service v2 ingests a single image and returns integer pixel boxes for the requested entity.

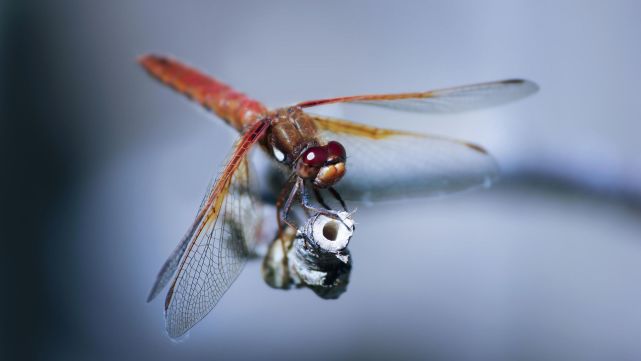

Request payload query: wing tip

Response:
[464,141,501,186]
[165,317,190,340]
[146,288,157,303]
[502,78,540,95]
[465,142,489,155]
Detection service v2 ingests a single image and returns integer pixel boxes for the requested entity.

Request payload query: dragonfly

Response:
[140,54,538,337]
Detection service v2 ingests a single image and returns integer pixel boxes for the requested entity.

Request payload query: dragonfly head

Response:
[314,141,347,188]
[296,141,347,188]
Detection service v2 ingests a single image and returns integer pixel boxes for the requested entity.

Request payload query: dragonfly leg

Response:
[275,175,296,227]
[313,188,331,210]
[275,176,302,257]
[328,186,348,212]
[300,182,351,230]
[279,178,301,229]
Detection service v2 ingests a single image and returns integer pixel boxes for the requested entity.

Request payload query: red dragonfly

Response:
[140,54,538,337]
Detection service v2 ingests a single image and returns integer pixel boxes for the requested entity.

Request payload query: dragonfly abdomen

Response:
[140,55,267,131]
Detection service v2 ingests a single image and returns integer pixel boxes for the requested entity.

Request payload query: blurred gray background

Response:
[3,1,641,360]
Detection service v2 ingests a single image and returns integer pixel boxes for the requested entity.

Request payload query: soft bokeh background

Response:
[3,1,641,360]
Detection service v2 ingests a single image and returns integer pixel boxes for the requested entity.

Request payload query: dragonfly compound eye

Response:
[326,141,346,162]
[302,146,328,167]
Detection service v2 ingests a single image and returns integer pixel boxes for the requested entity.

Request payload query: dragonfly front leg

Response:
[275,176,302,258]
[299,182,352,230]
[311,186,349,212]
[329,187,348,212]
[312,188,331,210]
[277,177,301,230]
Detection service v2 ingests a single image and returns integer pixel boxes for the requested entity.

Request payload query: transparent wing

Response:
[145,165,220,303]
[311,115,498,202]
[164,155,262,338]
[298,79,538,113]
[147,120,267,338]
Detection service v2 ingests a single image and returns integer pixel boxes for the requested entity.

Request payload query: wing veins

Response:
[297,79,538,113]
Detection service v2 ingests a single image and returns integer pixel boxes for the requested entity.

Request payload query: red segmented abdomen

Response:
[139,55,268,131]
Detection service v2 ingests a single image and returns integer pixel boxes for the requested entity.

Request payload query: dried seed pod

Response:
[299,211,355,253]
[261,210,356,298]
[289,235,352,299]
[261,226,296,290]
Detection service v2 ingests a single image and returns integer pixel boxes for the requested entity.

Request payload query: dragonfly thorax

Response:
[267,107,319,165]
[268,107,347,187]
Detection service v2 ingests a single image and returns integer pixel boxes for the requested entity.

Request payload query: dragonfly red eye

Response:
[327,141,346,161]
[302,146,328,167]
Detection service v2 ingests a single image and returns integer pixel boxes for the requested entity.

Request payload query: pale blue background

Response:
[3,1,641,360]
